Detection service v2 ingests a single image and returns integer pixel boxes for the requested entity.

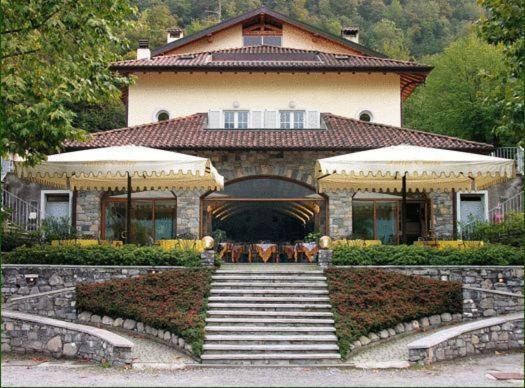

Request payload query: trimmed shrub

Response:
[332,244,523,266]
[76,269,213,356]
[4,244,201,266]
[466,212,524,247]
[325,268,462,358]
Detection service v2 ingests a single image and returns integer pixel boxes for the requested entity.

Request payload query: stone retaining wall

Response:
[2,264,185,299]
[1,310,133,366]
[4,288,76,321]
[77,310,196,358]
[463,287,524,319]
[408,313,524,365]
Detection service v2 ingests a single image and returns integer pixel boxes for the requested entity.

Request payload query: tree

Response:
[1,0,135,164]
[366,19,410,60]
[403,35,515,145]
[477,0,524,145]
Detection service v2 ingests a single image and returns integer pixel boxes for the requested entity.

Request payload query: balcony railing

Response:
[491,146,524,175]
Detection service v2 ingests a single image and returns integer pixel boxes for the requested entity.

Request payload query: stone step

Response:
[210,282,328,288]
[205,334,338,342]
[210,289,328,295]
[215,270,323,275]
[207,303,332,310]
[208,296,330,303]
[212,275,326,281]
[203,344,339,351]
[201,353,341,361]
[205,326,336,333]
[207,310,334,317]
[206,318,334,325]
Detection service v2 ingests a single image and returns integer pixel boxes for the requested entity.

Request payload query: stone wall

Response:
[408,314,524,365]
[428,191,454,239]
[174,189,206,237]
[2,264,185,299]
[1,310,133,366]
[4,288,76,321]
[76,191,103,237]
[463,287,524,319]
[326,190,352,238]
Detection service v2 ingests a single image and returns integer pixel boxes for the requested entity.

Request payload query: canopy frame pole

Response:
[401,172,407,244]
[126,172,132,244]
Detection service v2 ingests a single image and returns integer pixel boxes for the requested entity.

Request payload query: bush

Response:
[325,268,462,358]
[1,228,42,252]
[332,244,523,266]
[76,269,212,356]
[41,217,77,242]
[465,213,524,247]
[4,244,201,266]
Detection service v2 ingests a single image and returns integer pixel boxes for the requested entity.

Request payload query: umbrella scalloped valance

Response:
[316,145,515,193]
[16,145,224,191]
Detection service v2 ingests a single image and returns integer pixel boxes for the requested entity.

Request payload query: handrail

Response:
[2,189,40,231]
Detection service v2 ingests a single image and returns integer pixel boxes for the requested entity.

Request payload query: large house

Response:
[5,7,521,246]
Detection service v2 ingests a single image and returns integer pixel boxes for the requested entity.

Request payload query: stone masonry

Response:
[174,189,206,237]
[462,287,524,319]
[428,191,454,239]
[5,288,76,321]
[76,190,103,237]
[326,190,353,238]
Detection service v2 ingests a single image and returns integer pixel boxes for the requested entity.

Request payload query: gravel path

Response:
[1,352,523,387]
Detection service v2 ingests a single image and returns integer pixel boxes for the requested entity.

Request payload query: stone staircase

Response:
[201,267,341,365]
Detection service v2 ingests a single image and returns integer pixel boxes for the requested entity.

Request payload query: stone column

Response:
[76,191,103,238]
[428,192,454,239]
[326,190,353,238]
[174,189,204,238]
[318,249,333,267]
[200,250,215,267]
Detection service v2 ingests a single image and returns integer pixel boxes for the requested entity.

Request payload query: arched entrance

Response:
[201,176,327,242]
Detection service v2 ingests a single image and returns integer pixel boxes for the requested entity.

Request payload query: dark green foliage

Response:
[465,213,524,247]
[1,229,42,252]
[76,269,213,356]
[332,244,523,266]
[69,101,127,133]
[326,268,463,358]
[40,217,77,242]
[4,244,201,266]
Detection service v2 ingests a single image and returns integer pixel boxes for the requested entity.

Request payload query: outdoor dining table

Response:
[282,244,295,261]
[294,242,319,262]
[250,243,278,263]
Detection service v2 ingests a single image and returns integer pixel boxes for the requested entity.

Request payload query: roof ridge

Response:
[323,113,492,148]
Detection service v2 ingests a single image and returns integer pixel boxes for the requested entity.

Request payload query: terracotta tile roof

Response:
[66,113,493,153]
[111,46,432,73]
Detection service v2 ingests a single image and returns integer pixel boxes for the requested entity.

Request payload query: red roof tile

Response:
[65,113,493,153]
[111,46,432,73]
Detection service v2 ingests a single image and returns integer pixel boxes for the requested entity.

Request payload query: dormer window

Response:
[242,16,282,47]
[224,111,249,129]
[280,111,305,129]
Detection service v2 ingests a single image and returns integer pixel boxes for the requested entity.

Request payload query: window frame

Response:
[242,35,282,47]
[279,110,305,129]
[40,190,73,221]
[153,109,171,122]
[223,110,249,129]
[357,110,373,122]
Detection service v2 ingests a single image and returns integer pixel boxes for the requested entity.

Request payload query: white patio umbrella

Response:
[16,145,224,242]
[315,145,515,243]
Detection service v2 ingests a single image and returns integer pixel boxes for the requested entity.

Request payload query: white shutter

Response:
[306,110,320,129]
[264,110,278,129]
[250,110,264,128]
[208,110,222,128]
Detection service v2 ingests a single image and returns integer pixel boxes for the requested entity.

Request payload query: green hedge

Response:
[466,212,524,247]
[4,244,201,267]
[332,244,523,266]
[326,268,463,358]
[76,269,212,356]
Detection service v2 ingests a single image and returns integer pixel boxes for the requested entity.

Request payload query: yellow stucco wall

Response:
[162,22,362,56]
[128,72,401,127]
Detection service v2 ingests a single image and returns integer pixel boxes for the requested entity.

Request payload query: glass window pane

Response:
[243,36,262,46]
[376,202,397,244]
[352,201,374,240]
[263,36,282,46]
[294,111,304,129]
[131,201,154,245]
[237,111,248,129]
[155,200,177,240]
[280,111,291,129]
[224,111,234,129]
[105,202,126,241]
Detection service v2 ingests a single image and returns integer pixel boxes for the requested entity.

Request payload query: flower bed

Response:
[332,244,522,266]
[4,244,201,266]
[325,267,462,358]
[76,269,213,357]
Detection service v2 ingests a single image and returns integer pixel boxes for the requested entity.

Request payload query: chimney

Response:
[137,39,151,60]
[167,27,184,43]
[341,27,359,44]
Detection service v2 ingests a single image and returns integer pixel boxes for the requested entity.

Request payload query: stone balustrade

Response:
[408,313,524,365]
[1,310,134,366]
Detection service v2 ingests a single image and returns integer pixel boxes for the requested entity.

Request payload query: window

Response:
[280,111,305,129]
[41,190,72,221]
[358,110,373,122]
[155,110,170,122]
[224,111,249,129]
[243,36,282,46]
